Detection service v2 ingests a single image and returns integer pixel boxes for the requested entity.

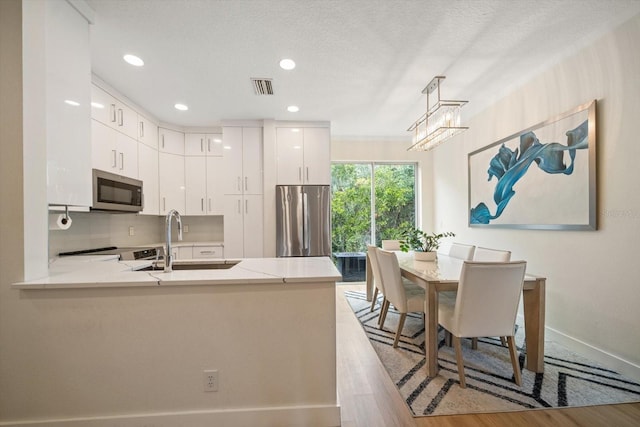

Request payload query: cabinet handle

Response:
[245,199,248,214]
[111,150,117,168]
[120,152,124,170]
[237,199,241,214]
[306,167,309,182]
[163,197,166,211]
[201,198,204,212]
[298,167,302,182]
[207,138,211,153]
[139,121,144,138]
[200,138,204,153]
[161,134,165,149]
[199,250,214,255]
[244,177,248,192]
[110,104,116,122]
[117,109,123,126]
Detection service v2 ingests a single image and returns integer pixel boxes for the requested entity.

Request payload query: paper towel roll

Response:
[49,213,72,231]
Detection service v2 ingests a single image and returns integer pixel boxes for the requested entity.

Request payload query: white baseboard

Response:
[0,405,341,427]
[517,314,640,383]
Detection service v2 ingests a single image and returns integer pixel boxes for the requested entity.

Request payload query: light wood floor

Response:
[336,283,640,427]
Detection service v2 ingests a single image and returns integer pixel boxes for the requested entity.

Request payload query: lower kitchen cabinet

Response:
[223,195,263,258]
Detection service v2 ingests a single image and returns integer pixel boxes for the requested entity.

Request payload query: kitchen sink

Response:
[139,261,238,271]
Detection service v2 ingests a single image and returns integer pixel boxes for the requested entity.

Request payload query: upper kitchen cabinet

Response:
[185,133,223,156]
[33,0,92,207]
[138,114,158,149]
[222,127,263,195]
[276,126,331,185]
[159,127,185,155]
[91,85,138,140]
[92,120,139,179]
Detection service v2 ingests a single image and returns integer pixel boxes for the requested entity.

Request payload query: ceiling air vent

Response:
[251,78,274,95]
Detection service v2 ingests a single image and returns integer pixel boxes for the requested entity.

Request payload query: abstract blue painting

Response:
[468,100,596,230]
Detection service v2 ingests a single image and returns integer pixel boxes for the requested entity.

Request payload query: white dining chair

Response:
[470,247,512,348]
[448,243,476,260]
[438,260,527,388]
[367,245,386,314]
[375,248,425,347]
[381,240,401,250]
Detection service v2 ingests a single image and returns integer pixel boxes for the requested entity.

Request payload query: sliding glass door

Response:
[331,162,416,254]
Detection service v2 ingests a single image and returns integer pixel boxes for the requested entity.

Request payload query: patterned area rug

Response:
[344,290,640,417]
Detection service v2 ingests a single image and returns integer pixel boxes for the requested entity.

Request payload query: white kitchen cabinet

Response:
[138,114,158,149]
[158,152,185,215]
[159,127,185,155]
[138,142,159,215]
[223,194,263,258]
[91,120,139,179]
[184,156,207,215]
[178,246,193,259]
[222,127,263,195]
[276,126,331,185]
[41,0,92,207]
[192,245,224,259]
[206,156,225,215]
[185,133,223,156]
[91,84,138,140]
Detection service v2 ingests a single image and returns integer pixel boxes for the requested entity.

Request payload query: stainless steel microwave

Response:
[92,169,143,212]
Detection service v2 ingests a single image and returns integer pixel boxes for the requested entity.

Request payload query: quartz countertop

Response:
[13,255,342,289]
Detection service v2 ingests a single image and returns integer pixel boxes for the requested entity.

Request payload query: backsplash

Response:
[49,212,224,257]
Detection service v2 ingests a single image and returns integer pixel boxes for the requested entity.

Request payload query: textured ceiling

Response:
[86,0,640,140]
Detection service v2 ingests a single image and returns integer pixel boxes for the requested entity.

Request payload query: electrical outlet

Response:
[128,226,135,236]
[203,369,218,392]
[184,224,189,233]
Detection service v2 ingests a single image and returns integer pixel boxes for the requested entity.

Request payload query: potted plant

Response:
[399,227,455,261]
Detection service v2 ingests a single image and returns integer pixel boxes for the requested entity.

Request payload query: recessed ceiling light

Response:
[123,54,144,67]
[174,103,189,111]
[64,100,80,106]
[279,59,296,70]
[287,105,299,113]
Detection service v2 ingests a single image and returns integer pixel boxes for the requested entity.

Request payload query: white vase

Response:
[414,251,436,261]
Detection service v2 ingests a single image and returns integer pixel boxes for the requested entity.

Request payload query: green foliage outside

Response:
[331,163,416,253]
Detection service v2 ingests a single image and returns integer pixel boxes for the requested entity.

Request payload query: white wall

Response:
[428,13,640,380]
[331,13,640,383]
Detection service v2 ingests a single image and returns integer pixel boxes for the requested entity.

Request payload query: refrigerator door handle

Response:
[303,191,309,252]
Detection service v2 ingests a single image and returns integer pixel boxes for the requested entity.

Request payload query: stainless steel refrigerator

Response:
[276,185,331,257]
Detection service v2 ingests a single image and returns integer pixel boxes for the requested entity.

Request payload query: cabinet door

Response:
[138,115,158,149]
[159,152,185,215]
[116,132,138,179]
[185,133,207,156]
[138,142,159,215]
[303,127,331,185]
[242,127,263,194]
[223,195,244,258]
[185,156,207,215]
[92,120,117,173]
[159,128,185,155]
[276,127,304,184]
[206,156,224,215]
[243,195,263,258]
[222,127,243,194]
[178,246,193,260]
[91,85,117,126]
[115,102,138,140]
[206,133,223,156]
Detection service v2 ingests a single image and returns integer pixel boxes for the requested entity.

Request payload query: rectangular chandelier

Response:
[407,76,468,151]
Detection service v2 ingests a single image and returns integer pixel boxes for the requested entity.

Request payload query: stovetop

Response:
[59,246,161,260]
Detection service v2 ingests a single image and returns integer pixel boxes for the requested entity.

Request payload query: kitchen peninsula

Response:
[11,256,342,426]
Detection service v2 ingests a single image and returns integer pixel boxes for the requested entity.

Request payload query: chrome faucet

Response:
[164,209,183,272]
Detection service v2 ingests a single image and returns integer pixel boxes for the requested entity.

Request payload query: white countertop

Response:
[13,255,342,289]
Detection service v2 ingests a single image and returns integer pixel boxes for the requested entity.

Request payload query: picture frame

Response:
[468,100,597,230]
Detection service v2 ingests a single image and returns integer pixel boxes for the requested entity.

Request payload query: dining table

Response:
[365,251,546,378]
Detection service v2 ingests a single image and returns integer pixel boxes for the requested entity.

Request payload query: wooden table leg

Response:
[365,253,373,302]
[424,282,439,377]
[523,278,546,373]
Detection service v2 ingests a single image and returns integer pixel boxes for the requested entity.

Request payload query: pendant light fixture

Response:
[407,76,468,151]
